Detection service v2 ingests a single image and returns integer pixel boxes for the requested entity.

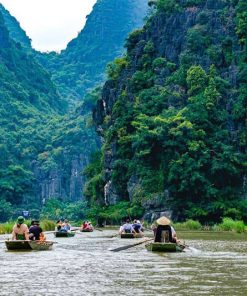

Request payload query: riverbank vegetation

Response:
[174,218,246,233]
[0,219,55,234]
[0,218,245,235]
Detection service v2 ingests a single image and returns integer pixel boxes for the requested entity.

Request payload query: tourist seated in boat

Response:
[119,219,136,234]
[87,222,94,231]
[60,219,71,232]
[154,216,177,243]
[29,220,46,241]
[56,219,63,231]
[12,216,29,240]
[82,221,89,229]
[81,221,93,231]
[132,219,143,234]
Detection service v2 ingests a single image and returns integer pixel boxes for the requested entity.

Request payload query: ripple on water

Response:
[0,232,246,296]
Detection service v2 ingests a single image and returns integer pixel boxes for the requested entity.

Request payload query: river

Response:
[0,230,246,296]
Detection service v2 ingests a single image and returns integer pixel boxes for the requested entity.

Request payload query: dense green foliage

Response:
[0,11,66,211]
[85,201,144,225]
[0,9,101,219]
[40,198,87,222]
[91,0,247,223]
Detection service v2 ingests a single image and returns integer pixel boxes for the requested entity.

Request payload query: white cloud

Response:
[0,0,96,52]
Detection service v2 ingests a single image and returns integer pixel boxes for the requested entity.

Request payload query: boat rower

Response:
[154,216,177,243]
[29,220,45,241]
[12,216,29,240]
[119,219,136,234]
[61,219,71,231]
[132,219,143,234]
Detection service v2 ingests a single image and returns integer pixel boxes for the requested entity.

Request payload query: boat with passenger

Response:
[5,240,53,251]
[146,216,186,252]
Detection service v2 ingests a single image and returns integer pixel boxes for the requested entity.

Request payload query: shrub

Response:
[174,219,202,230]
[219,218,246,233]
[233,221,245,233]
[184,219,202,230]
[40,220,56,231]
[219,217,236,231]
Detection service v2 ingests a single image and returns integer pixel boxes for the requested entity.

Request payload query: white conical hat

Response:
[156,216,171,226]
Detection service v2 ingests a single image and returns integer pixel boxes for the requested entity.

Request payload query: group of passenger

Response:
[119,219,144,235]
[11,214,178,244]
[56,219,71,232]
[12,216,45,241]
[81,221,94,231]
[119,216,178,243]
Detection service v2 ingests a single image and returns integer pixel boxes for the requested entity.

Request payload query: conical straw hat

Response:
[156,216,171,226]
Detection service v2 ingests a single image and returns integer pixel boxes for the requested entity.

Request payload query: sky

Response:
[0,0,97,52]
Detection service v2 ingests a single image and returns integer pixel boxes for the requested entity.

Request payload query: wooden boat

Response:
[5,240,54,251]
[54,231,76,238]
[145,242,185,252]
[28,240,53,251]
[5,240,32,251]
[121,233,134,238]
[134,233,144,238]
[121,233,144,239]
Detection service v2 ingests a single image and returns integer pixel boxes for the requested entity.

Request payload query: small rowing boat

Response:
[145,242,185,252]
[54,231,76,238]
[5,240,53,251]
[80,228,93,232]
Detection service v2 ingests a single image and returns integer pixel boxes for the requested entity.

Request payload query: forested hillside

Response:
[0,11,66,220]
[36,0,148,104]
[92,0,247,223]
[0,1,148,221]
[0,9,101,221]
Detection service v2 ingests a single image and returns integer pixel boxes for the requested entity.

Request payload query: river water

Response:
[0,230,246,296]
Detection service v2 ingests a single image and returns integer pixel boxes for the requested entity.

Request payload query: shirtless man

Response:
[12,216,29,240]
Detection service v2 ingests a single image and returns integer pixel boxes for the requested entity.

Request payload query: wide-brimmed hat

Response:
[17,216,24,224]
[156,216,171,226]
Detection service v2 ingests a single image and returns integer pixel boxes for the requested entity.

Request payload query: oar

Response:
[110,238,153,252]
[108,233,119,238]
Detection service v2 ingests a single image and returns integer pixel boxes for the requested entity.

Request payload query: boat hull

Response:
[28,241,53,250]
[121,233,144,239]
[54,231,75,238]
[5,240,54,251]
[5,240,32,251]
[80,229,93,232]
[145,242,184,252]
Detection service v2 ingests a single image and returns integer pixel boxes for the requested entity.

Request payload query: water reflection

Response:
[0,231,246,296]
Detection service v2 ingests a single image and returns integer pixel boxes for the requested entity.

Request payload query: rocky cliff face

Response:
[36,0,149,104]
[33,153,90,203]
[93,0,246,221]
[33,100,100,204]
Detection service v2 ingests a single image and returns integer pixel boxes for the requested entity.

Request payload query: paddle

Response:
[110,238,153,252]
[107,233,119,238]
[177,240,189,249]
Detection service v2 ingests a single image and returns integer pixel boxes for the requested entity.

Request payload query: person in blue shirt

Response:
[119,219,136,234]
[132,219,143,234]
[61,219,71,232]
